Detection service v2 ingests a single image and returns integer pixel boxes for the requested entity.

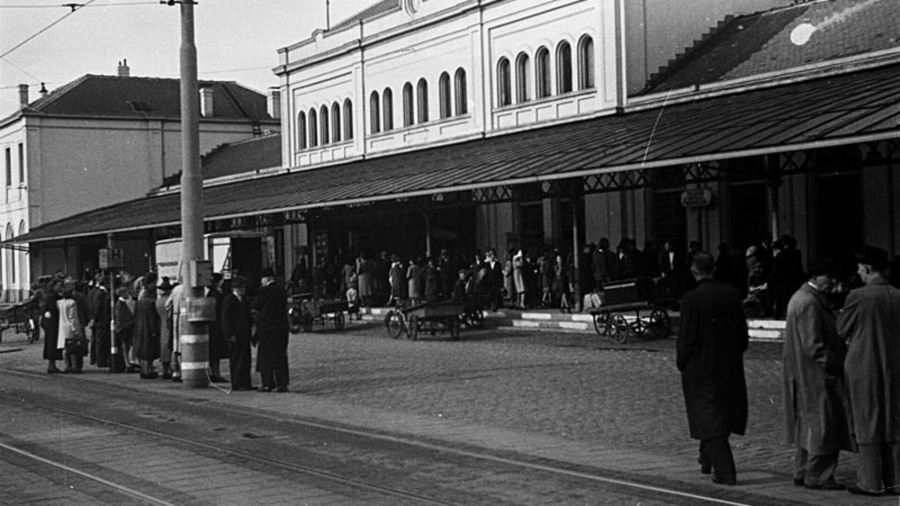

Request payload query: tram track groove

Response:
[0,366,770,506]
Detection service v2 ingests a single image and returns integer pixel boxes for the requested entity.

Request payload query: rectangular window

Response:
[5,148,11,187]
[17,143,24,184]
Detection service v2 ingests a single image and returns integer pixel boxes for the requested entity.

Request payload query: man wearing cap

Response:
[677,252,748,486]
[783,258,852,491]
[837,246,900,497]
[253,267,290,392]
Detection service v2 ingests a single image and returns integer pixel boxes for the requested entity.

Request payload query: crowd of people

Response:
[677,246,899,497]
[34,267,291,393]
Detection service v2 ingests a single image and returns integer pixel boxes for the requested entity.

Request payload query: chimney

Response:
[39,83,48,98]
[267,87,281,119]
[117,59,130,78]
[18,84,29,108]
[200,87,214,117]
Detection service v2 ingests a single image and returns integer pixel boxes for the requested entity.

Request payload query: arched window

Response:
[417,78,429,123]
[557,41,573,94]
[536,46,551,99]
[403,82,414,126]
[343,99,354,140]
[332,102,341,142]
[497,58,511,107]
[383,88,394,131]
[319,105,330,145]
[370,91,381,134]
[454,68,467,115]
[578,35,595,90]
[297,111,307,150]
[516,53,531,103]
[308,108,318,148]
[439,72,451,119]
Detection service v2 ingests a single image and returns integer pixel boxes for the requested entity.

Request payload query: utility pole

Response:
[165,0,210,388]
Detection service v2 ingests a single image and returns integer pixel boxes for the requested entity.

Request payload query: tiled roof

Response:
[13,62,900,243]
[19,75,276,121]
[201,134,282,180]
[644,0,900,93]
[332,0,400,30]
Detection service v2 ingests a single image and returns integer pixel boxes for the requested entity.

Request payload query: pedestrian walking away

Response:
[253,267,290,393]
[222,275,254,391]
[783,258,852,491]
[676,252,748,486]
[837,245,900,497]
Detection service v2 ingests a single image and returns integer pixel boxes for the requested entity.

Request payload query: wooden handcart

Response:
[384,300,466,341]
[288,294,347,333]
[589,278,673,344]
[0,298,41,344]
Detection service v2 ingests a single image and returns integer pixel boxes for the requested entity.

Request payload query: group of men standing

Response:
[677,246,898,497]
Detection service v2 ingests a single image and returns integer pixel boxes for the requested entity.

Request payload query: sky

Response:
[0,0,379,119]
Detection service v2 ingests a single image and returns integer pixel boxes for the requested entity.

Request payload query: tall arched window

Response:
[343,99,354,140]
[370,91,381,134]
[297,111,307,149]
[308,108,318,148]
[331,102,341,142]
[17,221,25,293]
[319,105,330,145]
[497,58,511,107]
[454,68,467,115]
[578,35,595,90]
[5,224,14,290]
[439,72,451,119]
[557,41,573,94]
[417,79,429,123]
[536,46,551,99]
[403,83,414,126]
[383,88,394,131]
[516,53,531,103]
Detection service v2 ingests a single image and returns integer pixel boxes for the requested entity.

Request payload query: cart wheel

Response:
[333,311,346,331]
[607,314,629,344]
[301,314,314,332]
[408,315,419,341]
[647,309,671,339]
[448,318,461,341]
[386,310,405,339]
[592,312,610,336]
[467,309,484,329]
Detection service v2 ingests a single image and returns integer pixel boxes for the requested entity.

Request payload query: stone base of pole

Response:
[179,306,209,388]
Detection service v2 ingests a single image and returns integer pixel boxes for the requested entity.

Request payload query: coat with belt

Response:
[783,283,853,454]
[837,277,900,446]
[677,277,749,440]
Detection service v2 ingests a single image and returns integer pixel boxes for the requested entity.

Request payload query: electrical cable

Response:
[0,0,98,60]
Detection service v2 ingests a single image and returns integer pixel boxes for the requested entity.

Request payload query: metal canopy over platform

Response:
[11,62,900,245]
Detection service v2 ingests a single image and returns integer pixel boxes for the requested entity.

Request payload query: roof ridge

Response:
[645,14,737,90]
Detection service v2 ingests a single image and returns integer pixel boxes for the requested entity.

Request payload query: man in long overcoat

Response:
[783,260,851,490]
[837,246,900,497]
[253,267,289,392]
[132,273,160,379]
[677,252,748,485]
[222,275,254,391]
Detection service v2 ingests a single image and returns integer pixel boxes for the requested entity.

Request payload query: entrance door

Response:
[653,191,686,250]
[729,183,768,254]
[817,172,862,281]
[230,237,264,277]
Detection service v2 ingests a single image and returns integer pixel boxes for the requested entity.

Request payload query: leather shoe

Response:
[846,485,882,496]
[806,480,844,491]
[275,386,289,393]
[712,476,736,486]
[793,478,804,487]
[258,386,273,393]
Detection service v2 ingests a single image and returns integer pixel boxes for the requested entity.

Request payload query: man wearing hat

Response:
[252,267,290,392]
[838,246,900,497]
[782,257,852,491]
[222,275,254,391]
[156,277,174,379]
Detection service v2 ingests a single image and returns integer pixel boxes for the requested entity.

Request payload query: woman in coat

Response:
[513,250,527,309]
[357,255,375,308]
[114,286,137,373]
[132,274,161,379]
[407,257,423,305]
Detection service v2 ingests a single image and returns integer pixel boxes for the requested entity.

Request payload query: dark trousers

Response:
[93,326,110,368]
[700,437,736,481]
[793,447,839,486]
[230,341,253,389]
[258,339,289,389]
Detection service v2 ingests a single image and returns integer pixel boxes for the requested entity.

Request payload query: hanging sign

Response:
[680,189,713,208]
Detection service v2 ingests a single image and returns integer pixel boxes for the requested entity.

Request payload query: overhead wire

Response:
[0,0,99,60]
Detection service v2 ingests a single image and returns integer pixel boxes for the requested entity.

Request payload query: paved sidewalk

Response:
[2,327,895,505]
